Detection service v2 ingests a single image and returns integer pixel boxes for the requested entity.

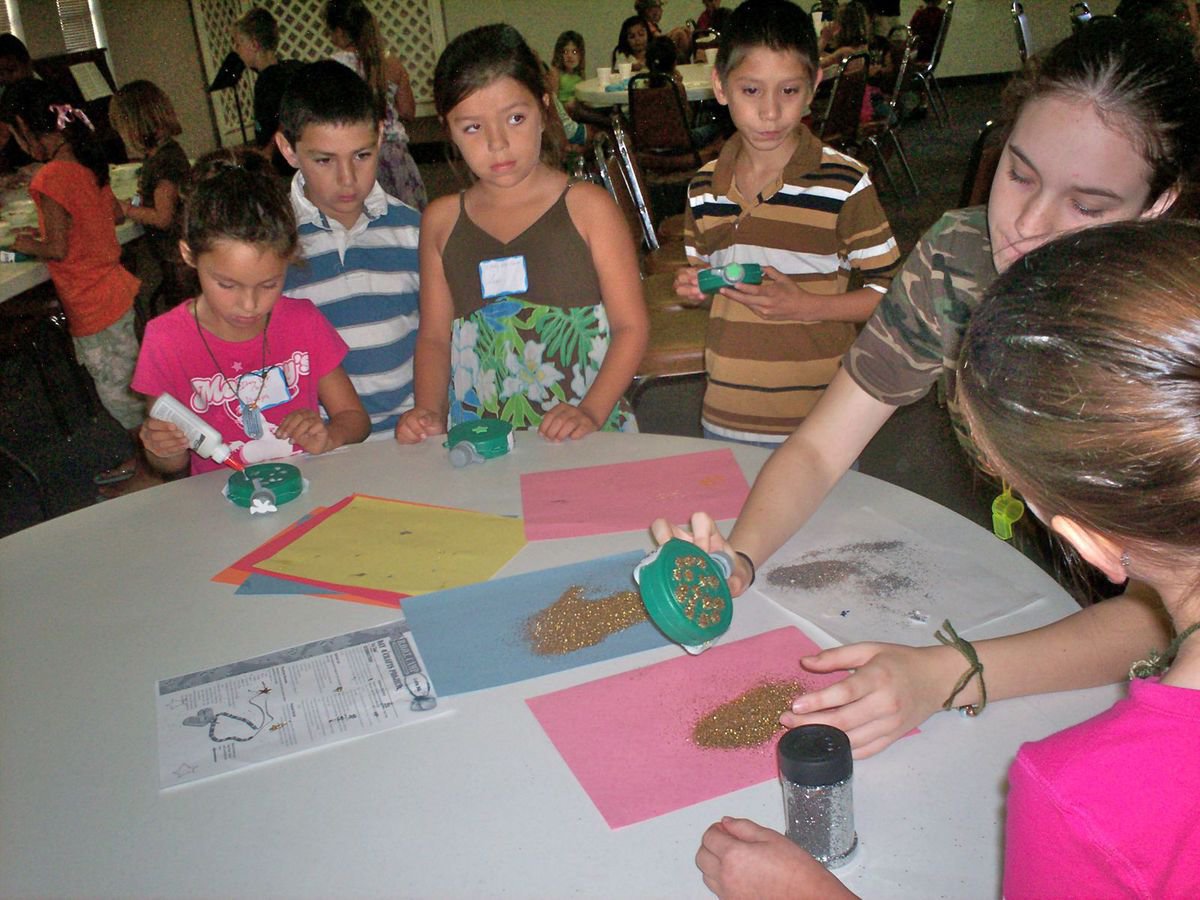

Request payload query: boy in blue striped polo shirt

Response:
[276,60,420,436]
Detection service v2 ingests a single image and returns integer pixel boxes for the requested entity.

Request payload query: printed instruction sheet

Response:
[156,621,441,788]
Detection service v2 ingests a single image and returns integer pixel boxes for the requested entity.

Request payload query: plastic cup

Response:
[705,48,718,66]
[597,66,612,86]
[618,62,633,79]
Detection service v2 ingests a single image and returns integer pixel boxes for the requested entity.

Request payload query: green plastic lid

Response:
[227,462,303,510]
[635,538,733,651]
[723,262,746,283]
[444,420,514,461]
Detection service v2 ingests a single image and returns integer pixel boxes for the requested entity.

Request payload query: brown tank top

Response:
[442,184,604,319]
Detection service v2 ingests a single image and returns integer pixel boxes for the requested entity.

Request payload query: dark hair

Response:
[110,80,182,157]
[615,15,651,63]
[0,78,108,187]
[647,36,679,75]
[717,0,819,80]
[433,24,560,166]
[1003,17,1200,205]
[834,1,870,48]
[324,0,387,121]
[959,219,1200,569]
[552,30,586,74]
[234,7,278,53]
[0,33,30,64]
[182,149,297,258]
[279,60,377,145]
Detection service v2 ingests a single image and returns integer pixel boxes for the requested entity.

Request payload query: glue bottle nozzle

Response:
[223,457,245,472]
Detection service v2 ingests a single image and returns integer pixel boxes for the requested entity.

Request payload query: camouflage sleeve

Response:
[843,207,993,406]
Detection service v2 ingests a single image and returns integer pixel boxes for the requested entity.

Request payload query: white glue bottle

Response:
[149,393,239,468]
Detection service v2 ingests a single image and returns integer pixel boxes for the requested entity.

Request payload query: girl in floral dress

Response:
[395,24,648,443]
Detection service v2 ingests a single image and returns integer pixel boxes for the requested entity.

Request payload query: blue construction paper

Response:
[402,550,670,696]
[235,572,330,596]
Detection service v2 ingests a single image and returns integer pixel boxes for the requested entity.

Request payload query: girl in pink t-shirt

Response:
[696,222,1200,898]
[133,150,368,476]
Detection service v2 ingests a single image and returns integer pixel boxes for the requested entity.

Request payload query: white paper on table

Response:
[757,505,1044,645]
[156,620,444,789]
[69,62,111,101]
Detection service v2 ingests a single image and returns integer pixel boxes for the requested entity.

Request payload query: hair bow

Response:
[50,103,94,132]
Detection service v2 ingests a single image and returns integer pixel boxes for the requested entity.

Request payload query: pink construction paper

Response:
[519,448,750,541]
[526,627,846,829]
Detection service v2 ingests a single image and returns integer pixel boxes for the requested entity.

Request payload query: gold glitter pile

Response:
[524,586,648,656]
[692,680,807,749]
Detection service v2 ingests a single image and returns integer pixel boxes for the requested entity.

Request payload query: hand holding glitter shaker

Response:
[777,724,858,869]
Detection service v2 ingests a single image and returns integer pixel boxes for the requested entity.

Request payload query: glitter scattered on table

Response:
[524,586,648,656]
[692,679,808,749]
[767,559,866,590]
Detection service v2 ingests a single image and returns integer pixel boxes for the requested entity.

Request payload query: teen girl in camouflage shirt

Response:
[653,19,1200,758]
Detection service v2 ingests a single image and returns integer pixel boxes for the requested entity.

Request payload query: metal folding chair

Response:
[911,0,954,125]
[859,32,920,195]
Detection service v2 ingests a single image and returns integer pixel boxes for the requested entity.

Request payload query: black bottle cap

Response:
[777,725,852,786]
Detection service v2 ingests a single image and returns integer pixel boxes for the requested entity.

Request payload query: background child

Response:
[134,150,369,475]
[231,7,302,175]
[697,219,1200,898]
[819,0,871,69]
[653,20,1200,757]
[673,0,900,447]
[325,0,426,211]
[909,0,946,62]
[276,60,422,438]
[0,78,144,491]
[550,30,586,105]
[396,24,648,443]
[613,15,651,70]
[109,79,194,321]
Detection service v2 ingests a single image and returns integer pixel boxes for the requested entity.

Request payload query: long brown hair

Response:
[959,219,1200,569]
[325,0,387,120]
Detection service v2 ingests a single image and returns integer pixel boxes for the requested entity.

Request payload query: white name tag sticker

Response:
[479,255,529,299]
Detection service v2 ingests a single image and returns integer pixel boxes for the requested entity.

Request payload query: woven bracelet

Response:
[935,618,987,717]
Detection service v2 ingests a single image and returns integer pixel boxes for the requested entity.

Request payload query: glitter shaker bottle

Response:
[777,725,858,868]
[633,538,734,654]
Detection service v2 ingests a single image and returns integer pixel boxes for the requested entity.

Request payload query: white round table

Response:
[0,432,1116,898]
[574,62,718,108]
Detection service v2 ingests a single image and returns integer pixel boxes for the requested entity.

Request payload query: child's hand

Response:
[140,417,191,458]
[673,266,708,306]
[782,641,961,759]
[696,817,855,900]
[394,406,446,444]
[723,266,822,321]
[275,408,333,454]
[539,402,599,442]
[649,512,753,596]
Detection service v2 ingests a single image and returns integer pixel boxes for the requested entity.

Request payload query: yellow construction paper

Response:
[255,495,527,595]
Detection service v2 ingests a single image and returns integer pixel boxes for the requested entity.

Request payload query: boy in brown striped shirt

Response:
[673,0,899,445]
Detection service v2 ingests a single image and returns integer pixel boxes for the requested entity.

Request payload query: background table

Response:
[0,433,1118,898]
[575,62,718,108]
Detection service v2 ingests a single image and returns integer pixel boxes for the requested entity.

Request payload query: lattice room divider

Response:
[191,0,446,147]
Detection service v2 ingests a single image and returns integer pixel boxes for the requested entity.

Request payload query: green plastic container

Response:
[698,262,763,294]
[227,462,303,512]
[444,420,514,467]
[634,538,734,654]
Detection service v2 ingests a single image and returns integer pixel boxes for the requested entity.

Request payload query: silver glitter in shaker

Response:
[777,725,858,868]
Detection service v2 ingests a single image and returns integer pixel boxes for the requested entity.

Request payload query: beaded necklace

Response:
[1129,620,1200,680]
[193,301,271,438]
